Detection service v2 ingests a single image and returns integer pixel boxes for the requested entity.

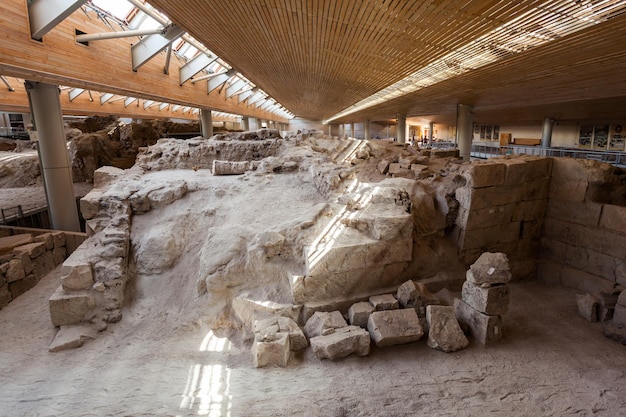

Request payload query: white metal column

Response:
[397,114,406,143]
[428,122,434,146]
[364,119,371,140]
[25,81,80,232]
[541,117,554,148]
[241,117,249,131]
[457,104,474,162]
[200,109,213,138]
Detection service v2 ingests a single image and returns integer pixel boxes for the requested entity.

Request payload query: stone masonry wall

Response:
[0,227,86,311]
[454,156,553,280]
[538,158,626,294]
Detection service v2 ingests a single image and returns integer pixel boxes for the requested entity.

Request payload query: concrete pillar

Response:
[457,104,474,162]
[200,109,213,138]
[24,81,80,232]
[350,123,355,139]
[364,119,371,140]
[428,122,434,147]
[242,116,249,131]
[340,124,345,138]
[328,124,332,136]
[386,125,390,139]
[397,114,406,143]
[541,117,554,148]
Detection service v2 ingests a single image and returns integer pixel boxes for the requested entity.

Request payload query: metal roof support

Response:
[191,70,225,84]
[75,27,164,42]
[163,45,172,75]
[259,100,276,111]
[179,53,216,85]
[143,100,155,109]
[124,97,137,107]
[238,89,254,103]
[159,103,169,111]
[247,92,266,106]
[100,93,114,104]
[171,105,181,112]
[68,88,85,102]
[226,79,247,99]
[1,76,14,92]
[28,0,87,40]
[208,70,235,93]
[131,24,185,71]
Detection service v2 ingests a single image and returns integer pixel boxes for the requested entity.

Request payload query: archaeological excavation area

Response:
[1,1,626,416]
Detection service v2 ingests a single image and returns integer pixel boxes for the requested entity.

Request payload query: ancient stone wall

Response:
[0,228,85,310]
[538,158,626,293]
[453,156,553,280]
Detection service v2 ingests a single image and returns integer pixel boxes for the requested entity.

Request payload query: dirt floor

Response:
[0,264,624,417]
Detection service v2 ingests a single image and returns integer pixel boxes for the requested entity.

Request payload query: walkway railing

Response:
[470,144,626,167]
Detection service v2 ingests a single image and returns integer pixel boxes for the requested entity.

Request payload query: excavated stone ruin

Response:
[42,128,626,361]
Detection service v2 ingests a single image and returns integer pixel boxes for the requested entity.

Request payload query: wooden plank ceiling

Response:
[148,0,626,123]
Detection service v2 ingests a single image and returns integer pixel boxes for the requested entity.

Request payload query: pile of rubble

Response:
[251,252,509,367]
[576,286,626,345]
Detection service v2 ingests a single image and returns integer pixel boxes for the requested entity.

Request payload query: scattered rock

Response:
[455,298,503,346]
[304,311,347,338]
[369,294,399,311]
[367,309,423,347]
[426,305,469,352]
[48,324,97,352]
[252,330,290,368]
[468,252,512,286]
[576,293,600,322]
[310,326,370,360]
[348,301,375,328]
[462,281,510,316]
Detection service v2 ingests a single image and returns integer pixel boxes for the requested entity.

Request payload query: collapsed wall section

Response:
[538,158,626,294]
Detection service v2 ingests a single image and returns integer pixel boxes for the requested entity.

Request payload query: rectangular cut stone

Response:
[0,234,34,256]
[613,304,626,326]
[252,331,290,368]
[277,317,308,351]
[49,286,95,326]
[34,233,54,250]
[454,298,502,346]
[377,159,390,175]
[13,242,46,259]
[549,178,588,203]
[461,222,521,250]
[545,200,602,227]
[551,157,613,182]
[521,220,543,239]
[388,163,402,174]
[464,204,516,230]
[6,259,25,283]
[52,247,67,266]
[503,157,552,185]
[369,294,399,311]
[464,162,506,188]
[600,204,626,235]
[558,265,614,298]
[304,311,347,338]
[576,293,599,322]
[348,301,375,327]
[52,232,66,248]
[543,219,626,260]
[513,200,548,222]
[0,284,11,308]
[61,253,94,291]
[305,238,412,276]
[367,309,423,347]
[80,190,103,220]
[9,274,37,299]
[310,325,370,360]
[462,281,509,315]
[372,213,413,241]
[33,252,55,279]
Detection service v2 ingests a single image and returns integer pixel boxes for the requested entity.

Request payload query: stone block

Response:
[454,299,503,346]
[49,286,95,326]
[0,283,11,308]
[600,204,626,235]
[367,309,424,347]
[13,242,46,259]
[549,178,588,203]
[388,163,402,174]
[462,281,509,315]
[503,157,552,185]
[396,280,418,309]
[34,233,54,250]
[520,220,543,239]
[551,157,613,183]
[372,213,412,241]
[464,162,506,188]
[369,294,399,311]
[93,166,124,189]
[48,324,97,353]
[434,288,458,307]
[603,322,626,345]
[513,200,547,222]
[277,316,308,351]
[426,305,469,352]
[9,273,37,298]
[33,252,55,280]
[52,247,67,266]
[304,311,347,338]
[613,304,626,326]
[576,293,599,322]
[544,200,602,227]
[461,222,521,250]
[468,252,512,286]
[6,259,25,283]
[0,234,34,256]
[80,190,103,220]
[619,290,626,307]
[559,265,615,295]
[12,251,33,275]
[377,159,391,175]
[52,231,66,248]
[61,257,94,292]
[392,168,413,179]
[464,204,516,231]
[310,325,370,360]
[252,331,290,368]
[348,302,375,328]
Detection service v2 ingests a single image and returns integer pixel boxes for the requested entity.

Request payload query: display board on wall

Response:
[477,125,499,141]
[579,124,625,150]
[610,125,625,150]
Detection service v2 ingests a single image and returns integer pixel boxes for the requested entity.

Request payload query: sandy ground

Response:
[0,264,624,417]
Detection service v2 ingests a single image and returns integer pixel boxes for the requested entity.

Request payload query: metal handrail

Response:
[470,144,626,167]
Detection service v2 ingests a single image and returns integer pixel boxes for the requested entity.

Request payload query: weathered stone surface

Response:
[12,251,33,275]
[513,199,548,222]
[80,190,103,220]
[61,253,94,291]
[52,246,67,266]
[367,309,423,347]
[614,304,626,326]
[576,293,599,322]
[544,219,626,260]
[372,213,412,241]
[460,222,521,250]
[369,294,399,311]
[13,242,46,259]
[49,286,95,326]
[304,311,347,338]
[0,284,11,308]
[277,316,308,351]
[426,305,469,352]
[6,259,25,283]
[503,157,552,185]
[462,281,510,315]
[9,274,37,298]
[455,298,503,346]
[252,330,290,368]
[52,231,66,249]
[396,280,418,308]
[468,252,512,286]
[618,290,626,307]
[463,162,506,188]
[600,204,626,235]
[232,295,302,331]
[213,160,254,175]
[388,163,402,174]
[32,252,55,279]
[93,166,124,189]
[348,301,375,328]
[618,262,626,287]
[48,324,97,352]
[434,288,458,307]
[34,233,54,250]
[310,325,370,360]
[396,280,440,316]
[377,159,391,175]
[0,234,33,256]
[603,322,626,345]
[461,204,516,231]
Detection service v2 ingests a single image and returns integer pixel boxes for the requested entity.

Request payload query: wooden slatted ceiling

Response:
[147,0,546,120]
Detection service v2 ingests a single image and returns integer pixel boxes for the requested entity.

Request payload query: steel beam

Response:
[225,79,247,98]
[124,97,137,107]
[159,103,169,111]
[75,27,163,43]
[28,0,87,40]
[68,88,85,102]
[208,70,235,93]
[100,93,114,104]
[1,75,14,92]
[238,89,254,103]
[131,24,185,71]
[179,54,216,85]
